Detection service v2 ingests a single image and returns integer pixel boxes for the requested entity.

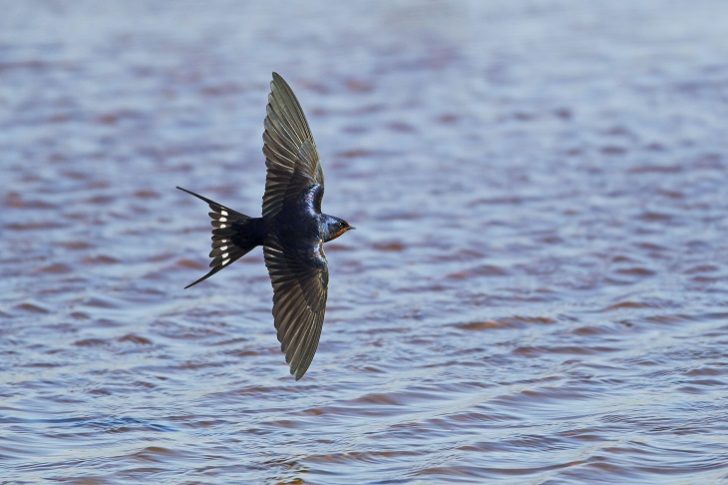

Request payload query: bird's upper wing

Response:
[262,72,325,218]
[264,235,329,380]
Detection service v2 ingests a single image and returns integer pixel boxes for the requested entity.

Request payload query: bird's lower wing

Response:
[263,236,329,380]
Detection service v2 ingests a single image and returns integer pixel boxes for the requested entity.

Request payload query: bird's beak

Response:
[348,226,356,231]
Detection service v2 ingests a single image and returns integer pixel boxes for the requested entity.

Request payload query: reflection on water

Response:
[2,1,728,483]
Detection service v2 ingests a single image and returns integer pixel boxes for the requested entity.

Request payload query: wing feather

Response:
[262,73,325,218]
[264,237,328,380]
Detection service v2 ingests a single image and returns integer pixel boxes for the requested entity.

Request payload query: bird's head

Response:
[324,216,355,242]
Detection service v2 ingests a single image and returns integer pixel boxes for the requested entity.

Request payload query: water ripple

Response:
[2,1,728,483]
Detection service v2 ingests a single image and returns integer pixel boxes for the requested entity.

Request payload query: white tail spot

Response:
[219,217,227,222]
[222,252,229,259]
[220,245,228,251]
[220,210,228,216]
[219,224,227,229]
[222,258,230,266]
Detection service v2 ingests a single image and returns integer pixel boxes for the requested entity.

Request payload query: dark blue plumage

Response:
[178,73,353,380]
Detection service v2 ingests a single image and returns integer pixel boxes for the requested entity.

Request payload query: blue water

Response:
[1,1,727,483]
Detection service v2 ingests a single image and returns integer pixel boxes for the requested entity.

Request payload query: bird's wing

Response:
[262,72,325,218]
[264,236,329,380]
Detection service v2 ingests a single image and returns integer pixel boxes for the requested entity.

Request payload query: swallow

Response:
[177,73,354,380]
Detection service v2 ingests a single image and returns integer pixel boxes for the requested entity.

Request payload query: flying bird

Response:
[178,73,354,380]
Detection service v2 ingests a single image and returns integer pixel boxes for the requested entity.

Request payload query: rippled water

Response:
[2,1,728,483]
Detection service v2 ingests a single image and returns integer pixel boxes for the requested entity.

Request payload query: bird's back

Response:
[265,184,324,248]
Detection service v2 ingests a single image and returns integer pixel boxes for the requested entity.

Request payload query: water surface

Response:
[2,1,727,483]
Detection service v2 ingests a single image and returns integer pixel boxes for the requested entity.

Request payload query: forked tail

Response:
[177,186,264,289]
